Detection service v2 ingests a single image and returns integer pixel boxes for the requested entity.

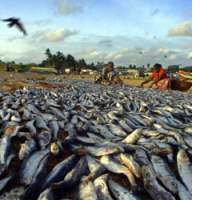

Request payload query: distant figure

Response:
[102,62,115,81]
[5,63,12,72]
[2,17,27,35]
[95,62,115,84]
[95,62,123,85]
[140,63,170,90]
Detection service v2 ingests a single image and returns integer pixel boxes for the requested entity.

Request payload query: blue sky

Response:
[0,0,192,66]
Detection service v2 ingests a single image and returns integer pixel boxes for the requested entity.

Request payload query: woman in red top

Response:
[140,63,170,90]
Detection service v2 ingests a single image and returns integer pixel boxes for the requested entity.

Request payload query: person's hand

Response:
[108,81,112,85]
[140,83,144,88]
[149,83,154,88]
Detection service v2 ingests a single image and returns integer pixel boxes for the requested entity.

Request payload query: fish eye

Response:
[171,182,177,187]
[145,172,150,178]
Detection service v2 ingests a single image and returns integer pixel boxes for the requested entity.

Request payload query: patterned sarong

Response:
[156,78,170,90]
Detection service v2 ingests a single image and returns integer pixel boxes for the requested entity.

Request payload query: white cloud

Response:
[56,0,83,16]
[168,54,177,60]
[41,28,78,42]
[88,50,99,57]
[158,48,170,54]
[80,49,104,60]
[76,46,191,67]
[105,52,122,60]
[168,21,192,37]
[0,31,192,66]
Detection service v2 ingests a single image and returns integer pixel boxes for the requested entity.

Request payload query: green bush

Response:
[13,64,31,72]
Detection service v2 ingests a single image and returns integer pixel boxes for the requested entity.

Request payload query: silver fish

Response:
[48,120,59,139]
[25,120,37,135]
[122,128,143,144]
[94,174,114,200]
[142,165,176,200]
[177,149,192,193]
[79,178,98,200]
[117,153,141,178]
[87,142,124,157]
[108,178,140,200]
[100,156,136,187]
[151,155,178,194]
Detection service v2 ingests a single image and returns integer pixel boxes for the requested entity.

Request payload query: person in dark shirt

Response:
[95,62,115,84]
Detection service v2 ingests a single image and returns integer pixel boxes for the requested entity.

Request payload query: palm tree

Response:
[65,54,77,72]
[44,49,66,74]
[78,59,87,68]
[45,48,53,66]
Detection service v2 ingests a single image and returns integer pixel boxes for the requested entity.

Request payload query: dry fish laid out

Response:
[0,80,192,200]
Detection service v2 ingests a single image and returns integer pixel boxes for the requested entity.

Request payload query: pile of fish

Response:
[0,81,192,200]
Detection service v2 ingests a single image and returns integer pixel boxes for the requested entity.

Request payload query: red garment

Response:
[151,67,168,81]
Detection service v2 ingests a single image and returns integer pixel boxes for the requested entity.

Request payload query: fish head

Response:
[161,177,178,194]
[177,149,190,164]
[142,165,155,183]
[94,175,108,192]
[38,131,51,148]
[19,143,29,160]
[4,125,22,137]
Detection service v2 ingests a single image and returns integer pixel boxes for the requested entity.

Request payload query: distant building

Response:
[80,69,95,75]
[127,69,138,75]
[117,68,128,75]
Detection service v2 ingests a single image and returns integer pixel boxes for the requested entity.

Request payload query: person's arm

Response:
[107,72,113,85]
[110,70,117,81]
[140,76,152,87]
[101,68,106,80]
[149,78,161,88]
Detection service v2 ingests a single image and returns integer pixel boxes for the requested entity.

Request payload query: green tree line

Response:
[40,48,97,74]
